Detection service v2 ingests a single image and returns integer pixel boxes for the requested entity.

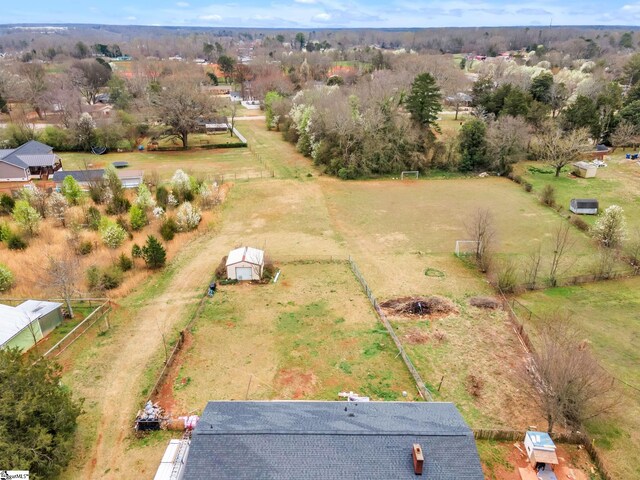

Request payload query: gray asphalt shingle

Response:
[183,401,484,480]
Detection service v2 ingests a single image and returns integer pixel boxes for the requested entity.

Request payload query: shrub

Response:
[106,196,130,215]
[116,139,132,151]
[118,253,133,272]
[46,192,68,226]
[215,255,228,280]
[540,184,556,207]
[0,194,15,215]
[1,193,18,212]
[523,182,533,192]
[100,266,124,290]
[12,200,41,236]
[496,260,519,293]
[129,204,147,231]
[86,206,101,230]
[570,216,590,232]
[100,222,127,249]
[593,205,627,248]
[160,217,178,241]
[131,244,142,258]
[135,184,155,210]
[141,235,166,269]
[0,264,15,292]
[0,222,10,242]
[176,202,201,231]
[61,176,83,205]
[7,233,27,250]
[156,186,169,209]
[76,240,93,256]
[87,266,100,290]
[171,169,192,201]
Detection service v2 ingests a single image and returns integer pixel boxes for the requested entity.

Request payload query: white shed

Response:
[524,431,558,467]
[573,161,597,178]
[226,247,264,281]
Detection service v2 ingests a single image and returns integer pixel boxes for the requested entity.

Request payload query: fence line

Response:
[518,268,638,291]
[42,299,112,359]
[276,254,349,265]
[146,280,212,403]
[348,256,433,401]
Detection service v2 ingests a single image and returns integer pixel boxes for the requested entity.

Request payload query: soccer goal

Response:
[400,171,419,180]
[455,240,480,257]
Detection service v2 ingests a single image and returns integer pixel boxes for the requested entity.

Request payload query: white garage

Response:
[226,247,264,281]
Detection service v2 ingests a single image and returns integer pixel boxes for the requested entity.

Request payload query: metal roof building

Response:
[0,140,62,181]
[182,401,484,479]
[225,247,264,281]
[0,300,63,351]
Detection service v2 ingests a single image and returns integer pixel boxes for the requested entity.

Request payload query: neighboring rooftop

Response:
[183,401,484,479]
[0,300,62,347]
[0,140,58,169]
[52,169,105,183]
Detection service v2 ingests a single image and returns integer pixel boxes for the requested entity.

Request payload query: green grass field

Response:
[514,154,640,230]
[173,262,416,409]
[516,278,640,479]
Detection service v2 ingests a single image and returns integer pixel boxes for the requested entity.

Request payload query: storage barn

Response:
[570,198,599,215]
[225,247,264,281]
[0,300,63,351]
[572,161,597,178]
[524,431,558,468]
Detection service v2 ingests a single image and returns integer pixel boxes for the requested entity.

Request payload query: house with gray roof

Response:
[182,401,484,479]
[0,140,62,182]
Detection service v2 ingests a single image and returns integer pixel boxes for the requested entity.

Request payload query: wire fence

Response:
[348,256,433,401]
[42,299,112,359]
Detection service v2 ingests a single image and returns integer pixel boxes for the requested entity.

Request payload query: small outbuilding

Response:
[570,198,599,215]
[0,300,63,351]
[225,246,264,281]
[524,431,558,469]
[572,161,597,178]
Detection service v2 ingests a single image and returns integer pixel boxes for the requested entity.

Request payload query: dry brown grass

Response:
[0,184,230,299]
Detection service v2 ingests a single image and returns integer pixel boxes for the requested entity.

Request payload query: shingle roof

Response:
[184,401,484,480]
[53,169,105,183]
[0,141,57,169]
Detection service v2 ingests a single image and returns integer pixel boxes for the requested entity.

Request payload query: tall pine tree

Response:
[405,73,442,132]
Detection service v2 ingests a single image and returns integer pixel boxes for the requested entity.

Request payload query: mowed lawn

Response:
[173,262,417,409]
[57,146,262,183]
[517,278,640,480]
[515,155,640,230]
[321,177,600,298]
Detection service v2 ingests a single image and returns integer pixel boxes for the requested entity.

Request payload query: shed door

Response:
[236,267,253,281]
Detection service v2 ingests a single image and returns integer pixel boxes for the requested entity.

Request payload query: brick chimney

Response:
[412,443,424,475]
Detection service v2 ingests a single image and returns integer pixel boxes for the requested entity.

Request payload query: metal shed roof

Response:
[226,247,264,266]
[0,300,61,347]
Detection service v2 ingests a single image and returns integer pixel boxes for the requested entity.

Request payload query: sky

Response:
[5,0,640,28]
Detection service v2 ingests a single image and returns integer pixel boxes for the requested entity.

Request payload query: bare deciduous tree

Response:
[486,115,530,174]
[43,253,79,318]
[524,246,542,290]
[548,222,576,287]
[535,123,591,177]
[611,121,639,151]
[525,317,619,432]
[465,208,496,273]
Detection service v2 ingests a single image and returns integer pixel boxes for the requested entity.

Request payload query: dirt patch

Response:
[469,296,501,309]
[380,296,457,318]
[404,328,431,344]
[274,368,318,399]
[153,330,194,415]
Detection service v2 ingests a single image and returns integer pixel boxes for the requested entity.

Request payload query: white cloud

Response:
[177,1,190,6]
[199,14,222,21]
[126,16,137,20]
[312,12,331,21]
[294,0,317,3]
